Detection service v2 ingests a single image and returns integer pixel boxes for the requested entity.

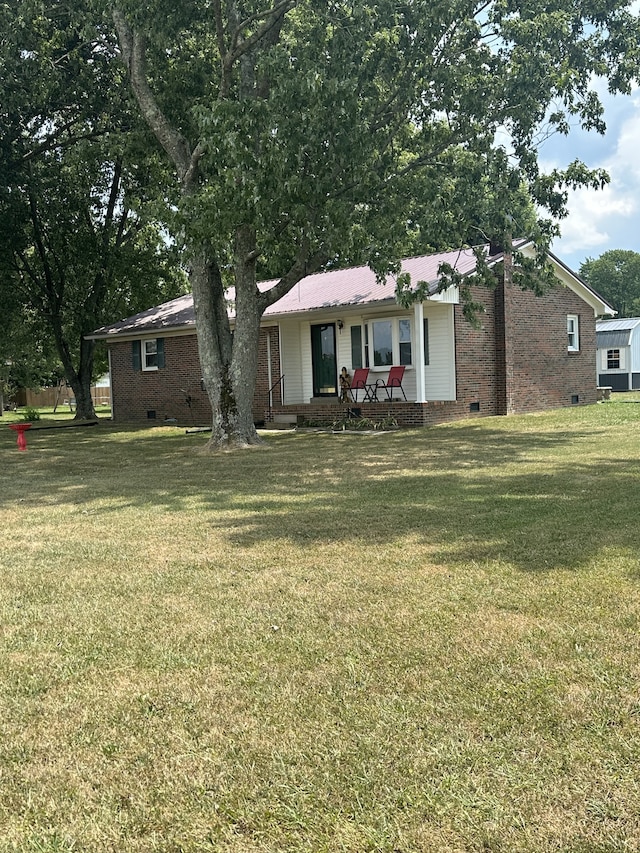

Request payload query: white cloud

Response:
[609,97,640,182]
[547,92,640,264]
[554,185,636,254]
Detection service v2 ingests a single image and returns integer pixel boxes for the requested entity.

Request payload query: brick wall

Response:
[456,277,598,416]
[451,282,501,418]
[110,327,280,424]
[496,280,598,411]
[270,399,498,428]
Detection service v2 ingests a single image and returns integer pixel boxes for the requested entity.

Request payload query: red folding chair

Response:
[376,365,407,401]
[349,367,370,402]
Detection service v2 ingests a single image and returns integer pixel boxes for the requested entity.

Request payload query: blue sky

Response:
[541,79,640,274]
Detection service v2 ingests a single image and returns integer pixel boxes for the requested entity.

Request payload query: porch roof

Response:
[258,248,483,316]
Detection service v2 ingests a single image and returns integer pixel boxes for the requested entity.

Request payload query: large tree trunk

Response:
[112,6,295,450]
[190,246,261,449]
[67,337,97,421]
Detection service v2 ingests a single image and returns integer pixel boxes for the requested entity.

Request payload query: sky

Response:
[541,81,640,275]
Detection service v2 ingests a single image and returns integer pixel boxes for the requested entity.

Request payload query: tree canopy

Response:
[0,1,187,418]
[580,250,640,318]
[5,1,640,439]
[103,0,640,447]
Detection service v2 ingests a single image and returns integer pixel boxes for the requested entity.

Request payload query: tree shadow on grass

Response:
[1,422,639,574]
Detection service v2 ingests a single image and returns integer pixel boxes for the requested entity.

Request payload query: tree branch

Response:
[219,0,297,98]
[212,0,227,59]
[111,6,200,188]
[21,117,108,163]
[258,239,329,310]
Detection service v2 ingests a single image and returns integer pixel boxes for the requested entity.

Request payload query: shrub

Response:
[22,407,41,422]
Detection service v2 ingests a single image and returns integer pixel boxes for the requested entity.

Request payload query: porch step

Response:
[309,396,340,405]
[271,413,299,428]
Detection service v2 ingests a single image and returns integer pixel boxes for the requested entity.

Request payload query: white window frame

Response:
[142,338,159,371]
[364,317,413,369]
[602,348,625,371]
[567,315,579,352]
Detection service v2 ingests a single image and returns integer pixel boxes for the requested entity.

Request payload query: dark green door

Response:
[311,323,337,397]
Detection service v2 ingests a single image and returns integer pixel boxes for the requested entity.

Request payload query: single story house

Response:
[88,242,613,428]
[596,317,640,391]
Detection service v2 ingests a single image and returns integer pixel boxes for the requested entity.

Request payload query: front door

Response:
[311,323,337,397]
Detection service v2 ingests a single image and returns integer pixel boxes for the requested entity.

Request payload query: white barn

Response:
[596,317,640,391]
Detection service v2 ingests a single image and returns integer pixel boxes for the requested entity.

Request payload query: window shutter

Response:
[601,350,608,371]
[132,340,141,371]
[620,348,626,370]
[157,338,165,369]
[423,318,430,365]
[350,326,363,368]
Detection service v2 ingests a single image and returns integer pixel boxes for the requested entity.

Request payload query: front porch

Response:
[259,396,491,429]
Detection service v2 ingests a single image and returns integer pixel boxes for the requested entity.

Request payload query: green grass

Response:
[1,400,640,851]
[2,405,111,425]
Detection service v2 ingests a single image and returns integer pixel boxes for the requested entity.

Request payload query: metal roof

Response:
[89,246,487,339]
[89,242,612,340]
[596,317,640,349]
[596,317,640,332]
[90,292,196,338]
[597,329,632,348]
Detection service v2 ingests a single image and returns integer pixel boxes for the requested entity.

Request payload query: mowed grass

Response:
[2,405,111,425]
[1,401,640,852]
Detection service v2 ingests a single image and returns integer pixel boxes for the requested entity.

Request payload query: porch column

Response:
[107,348,114,417]
[414,301,427,403]
[266,331,273,407]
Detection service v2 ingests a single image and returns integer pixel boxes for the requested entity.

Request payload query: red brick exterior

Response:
[496,280,598,412]
[108,282,598,428]
[110,327,280,425]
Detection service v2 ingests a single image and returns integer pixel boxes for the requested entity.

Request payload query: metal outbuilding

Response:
[596,317,640,391]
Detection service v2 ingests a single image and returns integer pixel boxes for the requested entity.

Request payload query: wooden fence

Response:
[14,382,111,409]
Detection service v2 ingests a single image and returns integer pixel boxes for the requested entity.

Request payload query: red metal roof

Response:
[260,248,480,316]
[88,246,489,339]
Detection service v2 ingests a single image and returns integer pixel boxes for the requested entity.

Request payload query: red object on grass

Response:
[9,422,32,451]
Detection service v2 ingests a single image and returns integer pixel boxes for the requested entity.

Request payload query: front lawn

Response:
[1,404,111,425]
[1,401,640,852]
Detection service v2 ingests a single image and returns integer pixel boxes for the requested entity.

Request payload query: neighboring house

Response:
[596,317,640,391]
[88,242,613,428]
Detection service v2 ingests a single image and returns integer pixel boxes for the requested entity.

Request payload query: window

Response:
[607,348,621,369]
[602,348,625,370]
[351,318,413,368]
[132,339,165,371]
[567,315,579,352]
[371,320,393,366]
[399,319,412,366]
[143,339,159,370]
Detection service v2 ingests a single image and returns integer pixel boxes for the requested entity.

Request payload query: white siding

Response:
[632,328,640,372]
[273,302,457,404]
[278,319,304,404]
[599,347,627,372]
[423,303,456,401]
[300,321,314,401]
